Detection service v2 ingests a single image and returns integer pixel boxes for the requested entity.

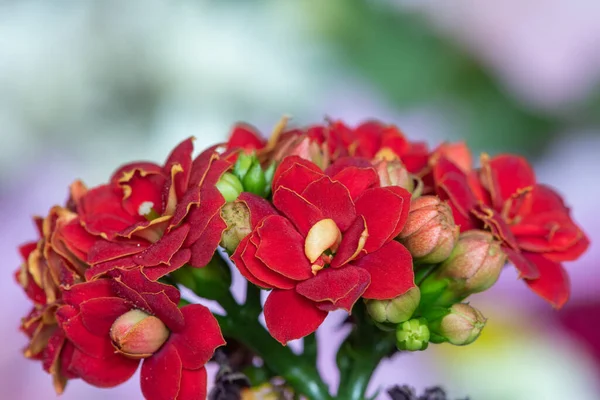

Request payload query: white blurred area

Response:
[1,1,599,399]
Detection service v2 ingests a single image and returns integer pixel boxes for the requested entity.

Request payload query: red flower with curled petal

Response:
[432,152,589,308]
[56,268,225,400]
[70,138,232,281]
[16,206,95,393]
[231,156,416,344]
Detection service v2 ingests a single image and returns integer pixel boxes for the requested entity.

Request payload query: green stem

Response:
[209,253,333,400]
[336,303,396,400]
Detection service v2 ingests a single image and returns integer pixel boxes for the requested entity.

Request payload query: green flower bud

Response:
[366,287,421,324]
[428,303,486,346]
[396,318,430,351]
[242,162,267,197]
[233,152,256,180]
[216,172,244,202]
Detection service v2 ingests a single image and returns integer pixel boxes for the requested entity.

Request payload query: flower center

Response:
[304,219,342,275]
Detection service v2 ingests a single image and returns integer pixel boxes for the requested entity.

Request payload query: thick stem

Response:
[337,303,397,400]
[214,292,332,400]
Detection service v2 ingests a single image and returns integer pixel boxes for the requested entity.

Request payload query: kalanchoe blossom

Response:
[232,156,415,344]
[432,152,589,308]
[75,138,232,281]
[56,268,225,399]
[16,206,95,393]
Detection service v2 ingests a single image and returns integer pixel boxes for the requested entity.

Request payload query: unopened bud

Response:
[366,287,420,324]
[242,162,268,197]
[220,201,252,253]
[398,196,459,264]
[429,303,486,346]
[217,173,244,202]
[234,152,255,180]
[439,230,506,297]
[396,318,430,351]
[374,159,414,192]
[110,309,169,358]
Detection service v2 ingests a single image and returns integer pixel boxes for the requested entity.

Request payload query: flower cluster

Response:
[16,139,229,398]
[15,118,589,399]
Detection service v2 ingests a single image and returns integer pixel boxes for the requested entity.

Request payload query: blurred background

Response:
[1,0,599,399]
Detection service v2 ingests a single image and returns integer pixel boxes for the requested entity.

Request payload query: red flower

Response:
[432,153,589,308]
[232,156,415,344]
[56,268,225,400]
[16,206,95,393]
[72,138,231,281]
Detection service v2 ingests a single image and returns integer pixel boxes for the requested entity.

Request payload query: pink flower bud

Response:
[110,309,169,359]
[398,196,459,264]
[429,303,486,346]
[374,159,414,191]
[272,135,330,170]
[439,230,506,296]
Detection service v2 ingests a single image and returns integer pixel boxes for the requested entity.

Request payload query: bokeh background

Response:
[1,1,599,399]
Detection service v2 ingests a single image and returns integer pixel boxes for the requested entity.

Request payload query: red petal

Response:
[85,255,137,281]
[182,184,226,246]
[272,186,323,236]
[69,348,139,388]
[523,253,570,309]
[528,184,569,214]
[241,231,296,289]
[263,289,327,345]
[355,186,411,253]
[227,123,266,151]
[331,166,380,200]
[141,343,182,400]
[236,192,279,228]
[231,235,277,289]
[58,219,96,260]
[433,157,478,221]
[87,239,149,265]
[119,170,166,217]
[331,216,367,268]
[255,216,312,280]
[177,367,208,400]
[485,154,536,208]
[145,249,192,281]
[296,266,370,312]
[133,224,190,266]
[110,162,163,185]
[354,241,415,299]
[60,312,114,358]
[62,280,114,306]
[325,156,373,177]
[79,297,133,336]
[188,213,227,268]
[169,305,225,369]
[272,156,324,193]
[301,176,356,232]
[164,137,194,199]
[503,246,540,279]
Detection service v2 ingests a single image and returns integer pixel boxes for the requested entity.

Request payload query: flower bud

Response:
[428,303,486,346]
[233,152,256,180]
[438,230,506,297]
[273,135,330,170]
[217,172,244,202]
[374,159,414,192]
[110,309,169,358]
[242,162,268,197]
[365,287,420,324]
[220,201,252,253]
[398,196,459,264]
[396,318,430,351]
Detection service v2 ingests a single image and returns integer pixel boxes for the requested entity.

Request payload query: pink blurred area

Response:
[2,1,600,399]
